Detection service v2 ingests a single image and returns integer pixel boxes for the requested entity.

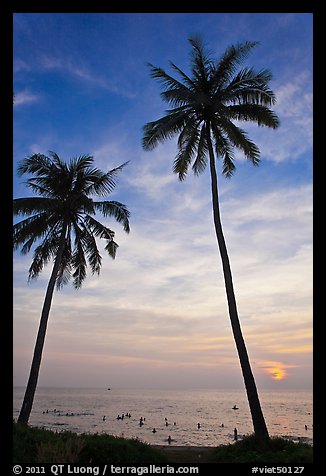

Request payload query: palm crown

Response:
[13,152,130,289]
[143,37,280,179]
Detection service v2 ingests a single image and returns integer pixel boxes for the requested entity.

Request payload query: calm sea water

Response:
[13,387,313,447]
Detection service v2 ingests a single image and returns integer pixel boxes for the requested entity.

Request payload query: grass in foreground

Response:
[13,422,167,464]
[208,434,313,463]
[13,422,312,464]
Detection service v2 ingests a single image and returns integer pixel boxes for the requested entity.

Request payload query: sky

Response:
[13,13,313,391]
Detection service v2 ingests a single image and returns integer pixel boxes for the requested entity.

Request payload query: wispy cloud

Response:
[13,122,312,389]
[14,58,31,73]
[14,90,40,106]
[38,55,136,98]
[246,71,312,163]
[13,173,312,387]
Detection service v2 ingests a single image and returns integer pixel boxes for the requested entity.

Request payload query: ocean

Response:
[13,387,313,447]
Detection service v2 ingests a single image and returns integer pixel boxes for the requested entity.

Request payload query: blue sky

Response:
[13,13,313,390]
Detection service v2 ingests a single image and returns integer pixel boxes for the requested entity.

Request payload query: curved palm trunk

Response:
[17,224,67,425]
[206,133,269,441]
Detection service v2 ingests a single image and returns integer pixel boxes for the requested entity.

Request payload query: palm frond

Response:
[71,243,87,289]
[84,234,102,276]
[143,109,189,151]
[223,68,277,107]
[56,233,73,290]
[169,61,196,90]
[222,152,237,178]
[82,214,115,241]
[19,153,69,199]
[188,35,213,87]
[65,154,94,173]
[227,103,280,129]
[13,214,55,252]
[82,215,118,261]
[173,117,201,180]
[160,88,194,108]
[17,154,53,178]
[215,119,260,165]
[48,151,66,168]
[56,264,72,290]
[147,63,190,95]
[148,62,193,108]
[93,201,130,233]
[212,41,259,90]
[192,123,209,176]
[21,180,55,198]
[78,221,102,276]
[211,126,237,177]
[28,231,61,281]
[82,215,118,263]
[105,239,119,259]
[13,197,59,216]
[83,162,129,197]
[68,219,91,288]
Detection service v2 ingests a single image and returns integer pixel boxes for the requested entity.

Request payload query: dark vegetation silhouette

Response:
[142,36,280,441]
[13,152,130,424]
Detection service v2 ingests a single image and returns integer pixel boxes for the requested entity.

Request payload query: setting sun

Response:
[258,361,294,381]
[270,368,287,380]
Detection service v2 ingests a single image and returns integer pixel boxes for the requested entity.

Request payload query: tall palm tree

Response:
[142,36,280,440]
[14,152,130,424]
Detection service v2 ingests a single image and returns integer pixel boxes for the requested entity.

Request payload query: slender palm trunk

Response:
[17,224,67,425]
[206,132,269,440]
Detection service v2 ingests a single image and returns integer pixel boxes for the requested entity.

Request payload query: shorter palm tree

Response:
[14,152,130,424]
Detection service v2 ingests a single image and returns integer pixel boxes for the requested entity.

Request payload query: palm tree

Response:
[14,152,130,424]
[142,36,280,441]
